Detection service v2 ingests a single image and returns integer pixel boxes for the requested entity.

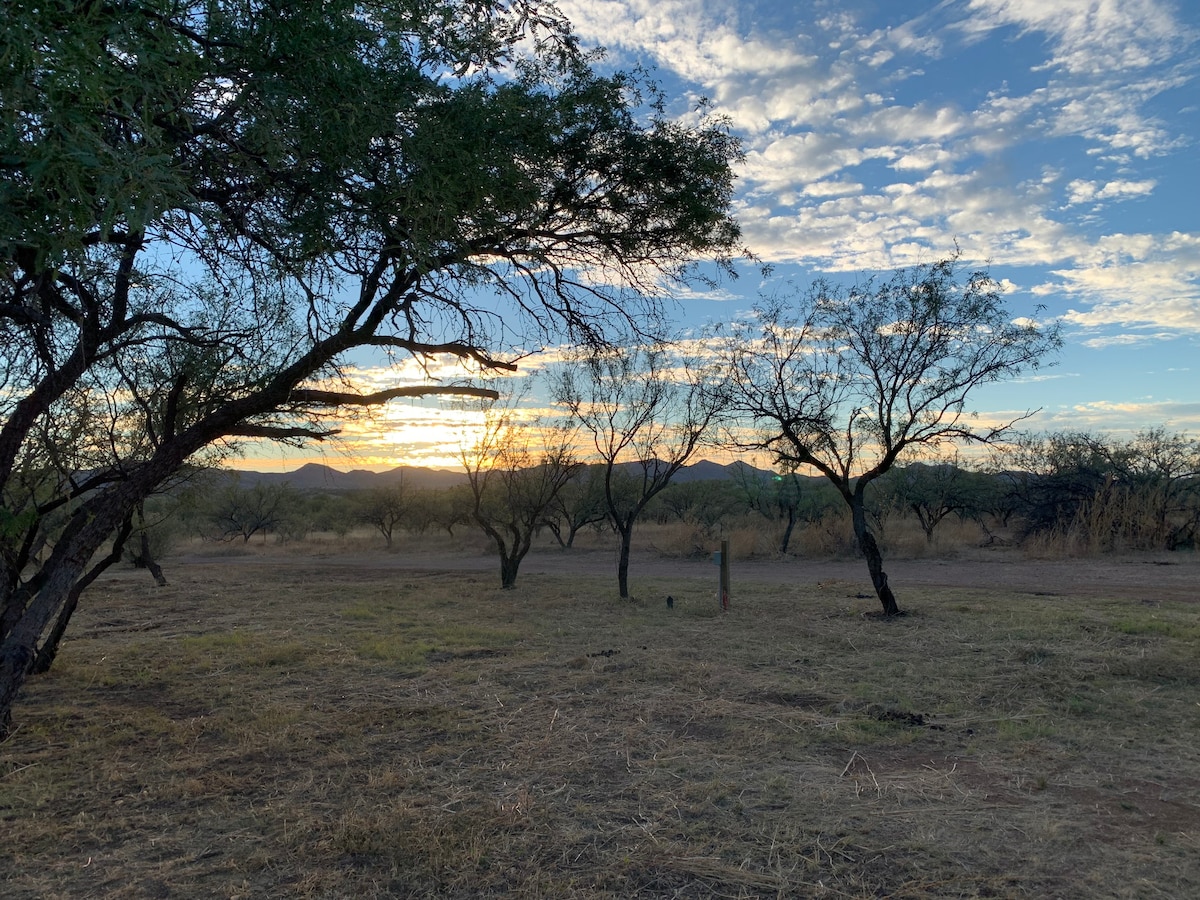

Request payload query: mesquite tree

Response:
[541,465,609,548]
[554,343,723,598]
[357,482,412,549]
[463,406,580,589]
[720,257,1061,615]
[0,0,742,736]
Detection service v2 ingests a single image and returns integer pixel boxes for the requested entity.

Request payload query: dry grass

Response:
[3,549,1199,898]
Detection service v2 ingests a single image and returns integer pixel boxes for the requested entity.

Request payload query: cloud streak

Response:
[558,0,1200,341]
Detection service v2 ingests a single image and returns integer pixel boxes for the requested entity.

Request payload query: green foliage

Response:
[2,0,743,735]
[201,478,299,543]
[719,256,1061,614]
[651,479,747,527]
[871,458,994,544]
[997,427,1200,551]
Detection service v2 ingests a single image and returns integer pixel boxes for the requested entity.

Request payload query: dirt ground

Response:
[173,544,1200,603]
[6,543,1196,898]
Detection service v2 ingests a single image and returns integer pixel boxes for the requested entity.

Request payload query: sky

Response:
[239,0,1200,472]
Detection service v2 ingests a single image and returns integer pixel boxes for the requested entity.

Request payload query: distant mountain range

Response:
[225,463,467,491]
[224,459,780,492]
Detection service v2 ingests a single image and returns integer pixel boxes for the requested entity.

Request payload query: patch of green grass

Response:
[177,631,310,669]
[1065,692,1099,716]
[995,716,1057,742]
[340,602,383,621]
[353,620,518,668]
[357,635,439,665]
[1110,615,1200,639]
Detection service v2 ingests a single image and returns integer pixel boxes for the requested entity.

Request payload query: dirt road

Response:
[171,544,1199,603]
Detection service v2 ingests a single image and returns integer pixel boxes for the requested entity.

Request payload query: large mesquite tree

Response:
[720,258,1061,616]
[0,0,742,736]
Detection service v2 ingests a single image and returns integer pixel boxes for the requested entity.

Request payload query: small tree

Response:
[432,486,476,538]
[541,465,609,548]
[402,489,442,537]
[655,479,745,528]
[463,408,580,588]
[308,492,358,539]
[206,479,296,543]
[357,482,411,548]
[554,344,722,598]
[894,457,977,544]
[732,465,825,555]
[721,257,1061,615]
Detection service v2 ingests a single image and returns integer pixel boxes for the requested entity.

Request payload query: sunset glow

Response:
[233,0,1199,473]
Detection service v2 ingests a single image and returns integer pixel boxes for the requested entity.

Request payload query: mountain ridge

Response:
[225,459,782,491]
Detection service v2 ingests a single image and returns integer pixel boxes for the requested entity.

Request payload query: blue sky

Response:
[242,0,1200,471]
[554,0,1200,427]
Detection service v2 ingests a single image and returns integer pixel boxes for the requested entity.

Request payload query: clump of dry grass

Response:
[2,551,1198,898]
[645,521,783,561]
[645,522,711,558]
[793,510,858,557]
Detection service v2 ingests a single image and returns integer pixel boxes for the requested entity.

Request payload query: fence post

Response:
[720,539,730,611]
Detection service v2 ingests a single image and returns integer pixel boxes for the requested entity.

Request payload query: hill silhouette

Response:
[225,459,781,491]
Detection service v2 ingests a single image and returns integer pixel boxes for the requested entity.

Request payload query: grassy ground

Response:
[2,551,1198,898]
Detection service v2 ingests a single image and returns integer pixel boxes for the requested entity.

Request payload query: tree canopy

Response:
[553,342,723,598]
[0,0,743,736]
[719,257,1061,614]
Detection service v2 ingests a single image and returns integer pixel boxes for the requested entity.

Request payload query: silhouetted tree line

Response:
[151,425,1197,562]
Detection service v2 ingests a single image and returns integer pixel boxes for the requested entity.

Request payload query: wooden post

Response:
[720,539,730,611]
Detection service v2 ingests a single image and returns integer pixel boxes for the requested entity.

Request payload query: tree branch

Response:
[288,385,499,406]
[227,425,341,441]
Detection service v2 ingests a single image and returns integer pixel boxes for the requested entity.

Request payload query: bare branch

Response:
[227,425,341,441]
[288,385,499,407]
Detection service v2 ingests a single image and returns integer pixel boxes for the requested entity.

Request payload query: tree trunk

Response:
[0,550,91,739]
[617,524,633,599]
[135,503,168,587]
[779,509,797,555]
[565,522,580,548]
[500,555,520,589]
[29,584,84,676]
[0,458,166,737]
[852,497,901,616]
[0,638,33,740]
[543,519,566,549]
[32,517,135,675]
[140,529,169,587]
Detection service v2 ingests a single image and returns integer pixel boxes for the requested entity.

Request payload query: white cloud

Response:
[557,1,1197,341]
[1065,178,1157,206]
[1047,232,1200,333]
[1077,331,1181,349]
[961,0,1189,75]
[742,132,889,188]
[1033,399,1200,435]
[801,179,864,197]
